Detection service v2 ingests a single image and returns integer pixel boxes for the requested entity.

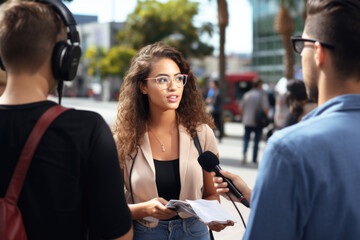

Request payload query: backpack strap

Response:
[5,105,71,205]
[191,130,203,195]
[192,131,203,155]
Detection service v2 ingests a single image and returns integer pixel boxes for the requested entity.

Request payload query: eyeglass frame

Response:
[144,74,188,90]
[291,36,335,54]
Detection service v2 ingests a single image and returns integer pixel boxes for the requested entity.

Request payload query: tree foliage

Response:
[117,0,214,58]
[84,46,137,78]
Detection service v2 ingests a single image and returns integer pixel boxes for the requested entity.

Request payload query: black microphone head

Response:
[197,151,219,172]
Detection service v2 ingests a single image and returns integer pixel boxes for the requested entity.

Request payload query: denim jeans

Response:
[243,126,263,163]
[133,216,210,240]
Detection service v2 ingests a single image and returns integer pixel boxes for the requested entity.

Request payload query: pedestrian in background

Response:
[206,80,224,142]
[113,42,233,240]
[273,77,291,130]
[241,78,269,166]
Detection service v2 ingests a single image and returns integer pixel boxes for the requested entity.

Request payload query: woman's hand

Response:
[207,220,234,232]
[145,198,177,220]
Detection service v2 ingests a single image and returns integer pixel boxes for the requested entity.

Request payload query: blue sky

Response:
[65,0,253,54]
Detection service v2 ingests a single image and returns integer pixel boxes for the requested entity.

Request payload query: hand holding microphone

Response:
[211,170,252,205]
[198,151,251,208]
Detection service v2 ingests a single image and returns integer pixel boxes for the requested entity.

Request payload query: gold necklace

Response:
[149,129,166,152]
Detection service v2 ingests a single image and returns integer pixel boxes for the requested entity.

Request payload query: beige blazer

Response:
[122,123,218,228]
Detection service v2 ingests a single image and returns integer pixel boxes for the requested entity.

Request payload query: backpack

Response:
[0,105,70,240]
[255,109,270,128]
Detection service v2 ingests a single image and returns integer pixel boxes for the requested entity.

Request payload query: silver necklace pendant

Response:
[161,144,165,152]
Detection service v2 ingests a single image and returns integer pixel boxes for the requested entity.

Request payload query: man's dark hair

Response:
[253,78,263,88]
[305,0,360,78]
[287,79,308,102]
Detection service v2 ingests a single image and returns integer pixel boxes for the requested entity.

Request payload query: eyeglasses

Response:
[144,74,188,90]
[291,36,335,54]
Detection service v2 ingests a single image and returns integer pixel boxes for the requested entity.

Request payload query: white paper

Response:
[166,199,237,224]
[166,199,197,216]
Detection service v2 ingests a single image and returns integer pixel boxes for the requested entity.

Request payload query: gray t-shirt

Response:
[241,89,269,127]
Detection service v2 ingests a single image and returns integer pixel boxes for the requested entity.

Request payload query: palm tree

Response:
[217,0,229,95]
[274,0,307,81]
[210,0,228,97]
[301,0,308,20]
[274,1,295,80]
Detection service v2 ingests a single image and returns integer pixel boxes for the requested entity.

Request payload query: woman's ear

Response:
[139,81,148,95]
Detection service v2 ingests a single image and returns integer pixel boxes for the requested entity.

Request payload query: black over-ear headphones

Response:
[0,0,81,82]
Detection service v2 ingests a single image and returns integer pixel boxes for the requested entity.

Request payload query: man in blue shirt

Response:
[212,0,360,239]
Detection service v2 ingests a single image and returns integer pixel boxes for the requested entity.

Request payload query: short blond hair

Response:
[0,0,66,73]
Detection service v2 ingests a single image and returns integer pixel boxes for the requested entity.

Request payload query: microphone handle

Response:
[214,166,250,208]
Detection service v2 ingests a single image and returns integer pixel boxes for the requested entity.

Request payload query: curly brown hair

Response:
[113,42,214,166]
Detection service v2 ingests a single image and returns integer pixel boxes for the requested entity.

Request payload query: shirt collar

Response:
[303,94,360,120]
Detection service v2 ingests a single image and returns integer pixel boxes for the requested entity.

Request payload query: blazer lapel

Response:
[139,131,156,175]
[178,124,191,199]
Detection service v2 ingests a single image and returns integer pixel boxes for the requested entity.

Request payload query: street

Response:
[53,96,266,240]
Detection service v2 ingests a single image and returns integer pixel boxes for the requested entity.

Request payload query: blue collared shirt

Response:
[244,94,360,240]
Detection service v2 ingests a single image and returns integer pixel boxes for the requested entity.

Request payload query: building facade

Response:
[250,0,305,83]
[65,15,125,100]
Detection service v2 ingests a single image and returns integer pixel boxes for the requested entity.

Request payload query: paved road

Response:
[53,97,267,240]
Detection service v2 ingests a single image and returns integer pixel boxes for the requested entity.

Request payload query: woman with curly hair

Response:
[113,42,233,239]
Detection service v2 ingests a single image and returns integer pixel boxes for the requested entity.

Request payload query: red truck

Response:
[223,72,258,122]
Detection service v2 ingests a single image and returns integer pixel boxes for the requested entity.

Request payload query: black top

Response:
[154,159,181,220]
[154,159,181,201]
[0,101,131,240]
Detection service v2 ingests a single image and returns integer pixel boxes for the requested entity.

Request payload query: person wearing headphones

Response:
[212,0,360,239]
[0,1,132,239]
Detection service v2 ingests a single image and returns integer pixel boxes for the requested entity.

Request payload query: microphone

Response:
[198,151,250,208]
